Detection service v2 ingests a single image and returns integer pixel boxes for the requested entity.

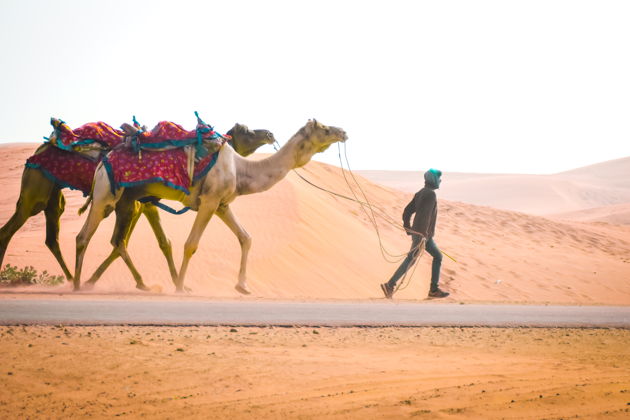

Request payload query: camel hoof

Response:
[235,284,251,295]
[175,287,192,294]
[136,284,150,292]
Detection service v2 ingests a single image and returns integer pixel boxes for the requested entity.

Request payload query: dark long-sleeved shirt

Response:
[402,187,437,238]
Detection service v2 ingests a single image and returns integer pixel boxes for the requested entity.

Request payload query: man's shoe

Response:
[380,283,393,299]
[428,288,450,298]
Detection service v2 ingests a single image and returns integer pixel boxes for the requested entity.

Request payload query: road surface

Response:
[0,299,629,327]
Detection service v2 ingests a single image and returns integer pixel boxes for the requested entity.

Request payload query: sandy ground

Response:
[0,326,628,419]
[2,145,630,418]
[1,144,629,304]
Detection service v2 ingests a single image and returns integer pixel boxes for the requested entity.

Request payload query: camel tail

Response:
[78,194,92,215]
[78,173,97,215]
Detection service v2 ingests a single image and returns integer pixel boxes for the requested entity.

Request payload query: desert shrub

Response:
[0,264,64,287]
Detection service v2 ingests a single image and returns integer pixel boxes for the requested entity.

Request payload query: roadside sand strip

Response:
[1,326,628,418]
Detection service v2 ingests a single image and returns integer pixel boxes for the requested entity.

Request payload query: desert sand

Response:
[1,326,629,418]
[552,203,630,225]
[1,144,629,419]
[1,144,629,304]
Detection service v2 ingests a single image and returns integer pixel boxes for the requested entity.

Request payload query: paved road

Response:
[0,299,628,327]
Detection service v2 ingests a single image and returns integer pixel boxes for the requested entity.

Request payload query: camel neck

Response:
[235,132,306,195]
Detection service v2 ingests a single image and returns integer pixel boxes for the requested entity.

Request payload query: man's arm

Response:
[402,195,417,234]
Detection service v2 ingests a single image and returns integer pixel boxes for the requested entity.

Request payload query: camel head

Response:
[293,119,348,167]
[226,123,276,157]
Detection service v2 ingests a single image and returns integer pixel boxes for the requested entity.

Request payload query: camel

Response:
[82,123,276,290]
[74,119,347,293]
[0,123,275,289]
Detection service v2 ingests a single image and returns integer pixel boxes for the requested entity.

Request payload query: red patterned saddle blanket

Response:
[48,118,125,151]
[103,145,221,195]
[105,113,228,194]
[24,119,126,195]
[127,120,229,153]
[26,144,98,195]
[27,115,226,196]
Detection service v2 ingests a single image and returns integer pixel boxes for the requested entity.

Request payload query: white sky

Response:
[0,0,628,174]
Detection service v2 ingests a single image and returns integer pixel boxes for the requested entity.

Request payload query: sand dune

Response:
[359,156,630,215]
[1,144,629,304]
[552,202,630,225]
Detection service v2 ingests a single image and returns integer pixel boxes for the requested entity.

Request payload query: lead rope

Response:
[337,142,424,292]
[274,142,411,263]
[273,140,426,292]
[337,143,415,260]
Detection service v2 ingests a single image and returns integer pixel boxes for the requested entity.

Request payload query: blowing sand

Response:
[1,326,629,418]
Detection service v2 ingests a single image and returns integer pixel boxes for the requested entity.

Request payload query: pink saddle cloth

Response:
[53,121,125,150]
[103,147,221,194]
[25,145,99,195]
[133,121,227,148]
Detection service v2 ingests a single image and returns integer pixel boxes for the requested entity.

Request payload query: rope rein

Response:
[337,142,424,291]
[274,140,428,292]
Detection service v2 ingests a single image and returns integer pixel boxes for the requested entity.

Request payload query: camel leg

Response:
[74,192,116,291]
[142,204,179,286]
[84,201,143,288]
[0,169,53,268]
[44,188,73,281]
[176,201,218,292]
[107,198,148,291]
[217,204,252,295]
[83,248,120,288]
[85,202,177,290]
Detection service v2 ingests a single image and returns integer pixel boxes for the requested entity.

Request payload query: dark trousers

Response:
[386,235,442,291]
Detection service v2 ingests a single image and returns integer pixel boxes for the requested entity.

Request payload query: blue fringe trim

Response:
[102,154,191,195]
[101,149,220,201]
[69,138,111,148]
[193,151,219,182]
[102,155,118,195]
[52,140,73,151]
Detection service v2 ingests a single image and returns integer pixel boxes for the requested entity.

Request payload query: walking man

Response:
[381,169,449,299]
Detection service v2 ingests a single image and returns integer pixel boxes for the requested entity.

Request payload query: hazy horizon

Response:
[1,0,629,174]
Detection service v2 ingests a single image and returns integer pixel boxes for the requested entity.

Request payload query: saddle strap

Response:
[138,197,191,215]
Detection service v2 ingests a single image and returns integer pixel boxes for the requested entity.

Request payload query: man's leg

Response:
[383,235,421,297]
[425,238,448,297]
